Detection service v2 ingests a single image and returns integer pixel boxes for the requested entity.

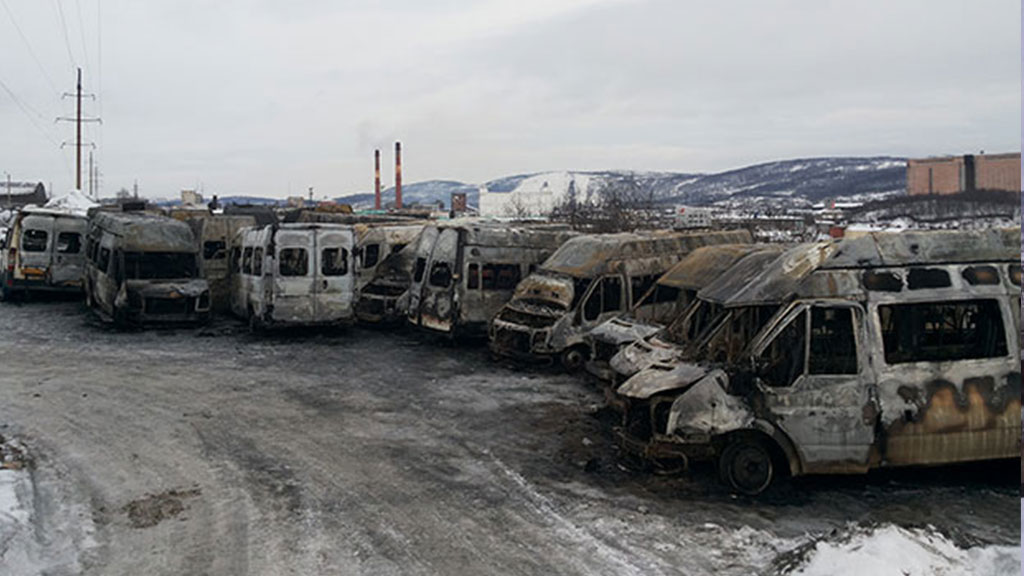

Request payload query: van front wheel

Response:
[559,346,588,372]
[719,437,774,496]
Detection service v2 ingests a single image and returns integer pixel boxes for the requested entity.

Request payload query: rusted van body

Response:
[613,229,1021,494]
[488,230,752,369]
[584,244,763,381]
[1,208,88,299]
[406,224,576,338]
[355,240,420,325]
[182,214,257,313]
[230,223,356,329]
[84,211,210,326]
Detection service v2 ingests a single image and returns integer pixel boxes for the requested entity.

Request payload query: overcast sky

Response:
[0,0,1019,199]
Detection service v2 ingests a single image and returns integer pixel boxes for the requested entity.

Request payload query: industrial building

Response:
[906,152,1020,196]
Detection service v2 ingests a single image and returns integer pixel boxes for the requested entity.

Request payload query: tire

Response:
[247,307,263,334]
[718,437,775,496]
[559,346,589,372]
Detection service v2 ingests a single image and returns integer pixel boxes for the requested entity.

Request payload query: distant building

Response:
[907,152,1020,196]
[181,189,203,206]
[450,192,468,214]
[2,182,47,210]
[674,206,713,229]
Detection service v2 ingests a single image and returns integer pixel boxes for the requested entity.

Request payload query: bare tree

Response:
[551,175,660,232]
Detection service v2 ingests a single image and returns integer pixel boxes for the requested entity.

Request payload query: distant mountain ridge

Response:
[333,156,906,209]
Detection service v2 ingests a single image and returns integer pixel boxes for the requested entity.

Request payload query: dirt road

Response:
[0,301,1018,575]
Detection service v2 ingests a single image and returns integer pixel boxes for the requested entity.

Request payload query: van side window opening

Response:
[204,240,227,260]
[482,264,521,290]
[123,253,197,279]
[361,244,380,269]
[253,248,263,276]
[322,248,348,276]
[1008,264,1020,286]
[583,276,623,322]
[279,248,309,277]
[630,274,658,307]
[907,268,951,290]
[56,232,81,254]
[413,257,426,283]
[231,247,242,272]
[22,229,47,252]
[428,261,452,288]
[809,307,857,374]
[760,310,807,388]
[390,243,406,254]
[242,247,253,275]
[652,284,681,304]
[878,299,1007,364]
[98,247,111,273]
[467,263,479,290]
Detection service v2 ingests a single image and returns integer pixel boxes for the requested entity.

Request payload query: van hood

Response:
[616,361,708,400]
[609,336,683,381]
[510,274,573,311]
[589,317,661,347]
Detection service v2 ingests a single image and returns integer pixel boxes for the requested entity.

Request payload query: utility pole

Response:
[5,173,10,210]
[88,151,95,198]
[58,68,100,192]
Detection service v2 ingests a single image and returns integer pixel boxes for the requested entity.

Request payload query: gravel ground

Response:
[0,300,1018,575]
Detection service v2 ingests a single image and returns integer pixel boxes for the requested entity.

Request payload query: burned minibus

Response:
[406,223,577,338]
[605,245,790,385]
[613,228,1021,495]
[84,211,210,325]
[1,208,88,299]
[488,230,751,369]
[584,243,764,381]
[352,222,423,290]
[183,214,256,312]
[230,223,356,329]
[355,240,420,324]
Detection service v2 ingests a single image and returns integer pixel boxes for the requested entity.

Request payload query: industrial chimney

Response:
[394,141,403,210]
[374,149,381,210]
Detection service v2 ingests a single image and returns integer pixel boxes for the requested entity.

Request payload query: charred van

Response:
[84,211,210,325]
[231,223,356,330]
[1,208,88,299]
[489,230,751,369]
[613,229,1021,495]
[406,223,576,338]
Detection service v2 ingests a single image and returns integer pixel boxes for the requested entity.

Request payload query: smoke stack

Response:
[394,141,403,210]
[374,149,381,210]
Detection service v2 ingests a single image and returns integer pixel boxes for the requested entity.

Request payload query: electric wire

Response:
[0,0,62,97]
[53,0,77,71]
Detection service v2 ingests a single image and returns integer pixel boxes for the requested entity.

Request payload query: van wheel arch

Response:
[715,430,792,496]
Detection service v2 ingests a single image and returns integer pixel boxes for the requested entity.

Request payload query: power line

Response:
[0,0,62,96]
[74,0,91,79]
[53,0,77,71]
[0,74,75,180]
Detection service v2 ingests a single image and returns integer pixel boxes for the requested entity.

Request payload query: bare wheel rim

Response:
[726,443,772,494]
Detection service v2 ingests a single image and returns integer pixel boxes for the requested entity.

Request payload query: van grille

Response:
[145,297,190,316]
[492,327,531,354]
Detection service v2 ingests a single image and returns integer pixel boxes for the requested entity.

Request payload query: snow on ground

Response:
[778,523,1020,576]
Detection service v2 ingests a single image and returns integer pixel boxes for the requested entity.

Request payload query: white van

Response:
[231,223,356,329]
[1,208,88,299]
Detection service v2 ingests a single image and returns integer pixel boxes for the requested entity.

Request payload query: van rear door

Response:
[314,227,354,323]
[418,227,460,333]
[407,226,440,326]
[51,216,86,287]
[17,214,54,281]
[273,229,316,323]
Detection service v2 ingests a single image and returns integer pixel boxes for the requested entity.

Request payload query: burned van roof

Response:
[419,222,577,249]
[90,211,196,252]
[658,244,767,291]
[697,245,792,305]
[818,228,1020,269]
[541,229,752,278]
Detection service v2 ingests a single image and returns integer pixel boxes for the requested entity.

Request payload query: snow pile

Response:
[778,523,1019,576]
[43,189,98,216]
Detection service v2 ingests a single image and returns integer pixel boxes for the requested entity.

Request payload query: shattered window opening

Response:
[362,244,380,269]
[98,247,111,273]
[56,232,81,254]
[231,247,241,272]
[481,264,521,291]
[123,252,197,280]
[242,247,253,275]
[759,310,807,388]
[863,270,903,292]
[809,307,858,374]
[390,243,407,254]
[203,240,226,260]
[1008,264,1020,286]
[467,263,479,289]
[630,274,658,307]
[961,266,999,286]
[413,257,426,283]
[21,229,47,252]
[428,261,452,288]
[878,299,1008,364]
[571,277,592,310]
[583,276,622,322]
[279,248,309,277]
[907,268,952,290]
[253,248,263,276]
[321,248,348,277]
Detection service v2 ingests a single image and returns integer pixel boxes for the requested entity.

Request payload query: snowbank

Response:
[781,523,1019,576]
[42,189,98,216]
